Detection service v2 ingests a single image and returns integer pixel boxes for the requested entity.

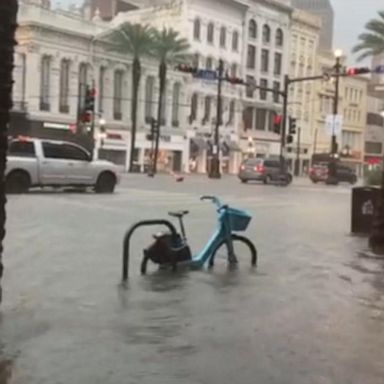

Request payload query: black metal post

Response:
[147,118,157,177]
[280,74,289,174]
[327,56,341,184]
[209,59,224,179]
[90,80,96,158]
[295,127,301,176]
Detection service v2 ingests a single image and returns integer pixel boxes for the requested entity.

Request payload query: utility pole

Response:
[328,50,342,184]
[209,59,224,179]
[295,127,301,176]
[280,74,289,175]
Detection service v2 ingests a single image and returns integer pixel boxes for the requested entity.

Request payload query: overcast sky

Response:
[53,0,382,61]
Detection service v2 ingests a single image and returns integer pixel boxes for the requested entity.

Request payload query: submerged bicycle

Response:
[122,195,257,280]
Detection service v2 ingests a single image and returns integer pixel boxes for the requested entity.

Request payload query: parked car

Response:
[6,137,120,193]
[309,162,357,184]
[238,158,292,185]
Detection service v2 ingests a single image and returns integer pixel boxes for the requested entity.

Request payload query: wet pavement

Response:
[1,175,384,384]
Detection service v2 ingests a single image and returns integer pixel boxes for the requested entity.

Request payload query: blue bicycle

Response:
[139,195,257,275]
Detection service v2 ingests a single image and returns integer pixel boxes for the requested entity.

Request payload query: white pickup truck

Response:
[6,138,120,193]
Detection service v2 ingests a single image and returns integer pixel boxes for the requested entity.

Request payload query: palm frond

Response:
[98,22,154,58]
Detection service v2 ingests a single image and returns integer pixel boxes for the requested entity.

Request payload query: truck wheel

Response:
[6,171,30,194]
[95,172,116,194]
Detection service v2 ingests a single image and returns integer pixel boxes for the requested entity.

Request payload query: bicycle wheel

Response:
[209,234,257,268]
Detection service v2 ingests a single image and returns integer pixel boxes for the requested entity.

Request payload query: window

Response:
[145,76,155,122]
[220,26,226,48]
[40,56,51,111]
[261,49,269,72]
[78,63,88,112]
[192,53,199,68]
[193,18,201,40]
[113,70,123,120]
[230,63,238,77]
[262,24,271,43]
[207,22,214,44]
[99,67,106,113]
[13,53,27,108]
[246,75,255,98]
[365,142,382,154]
[275,28,284,47]
[232,31,239,51]
[274,52,282,75]
[59,59,70,113]
[206,57,213,70]
[190,93,198,122]
[259,79,267,100]
[42,142,89,161]
[9,141,35,158]
[203,96,212,123]
[273,81,280,103]
[172,83,181,127]
[249,19,257,39]
[228,100,235,125]
[243,107,254,130]
[256,108,267,130]
[247,45,256,69]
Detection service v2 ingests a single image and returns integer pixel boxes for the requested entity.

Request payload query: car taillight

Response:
[309,168,314,175]
[255,165,265,173]
[240,165,245,171]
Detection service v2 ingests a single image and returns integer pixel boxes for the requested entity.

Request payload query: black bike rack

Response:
[122,220,178,282]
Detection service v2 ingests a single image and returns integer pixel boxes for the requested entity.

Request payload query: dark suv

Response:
[238,158,292,184]
[309,163,357,184]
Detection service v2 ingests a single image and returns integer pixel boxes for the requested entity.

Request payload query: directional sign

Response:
[194,69,217,81]
[326,114,343,136]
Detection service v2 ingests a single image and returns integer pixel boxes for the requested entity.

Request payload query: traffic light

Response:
[273,114,282,134]
[289,117,297,135]
[286,135,294,144]
[146,118,157,141]
[346,67,370,76]
[176,64,197,74]
[81,85,96,123]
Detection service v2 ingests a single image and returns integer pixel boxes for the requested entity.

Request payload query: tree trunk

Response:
[129,57,141,173]
[0,0,18,303]
[153,61,167,175]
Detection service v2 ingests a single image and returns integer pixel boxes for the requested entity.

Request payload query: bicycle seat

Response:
[168,210,189,218]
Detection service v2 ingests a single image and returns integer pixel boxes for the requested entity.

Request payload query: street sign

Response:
[194,69,217,81]
[326,114,343,136]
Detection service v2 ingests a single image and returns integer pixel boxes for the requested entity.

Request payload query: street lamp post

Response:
[327,49,343,185]
[370,110,384,253]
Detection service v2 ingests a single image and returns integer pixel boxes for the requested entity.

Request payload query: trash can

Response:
[351,187,381,234]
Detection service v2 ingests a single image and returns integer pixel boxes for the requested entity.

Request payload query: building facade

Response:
[288,9,321,174]
[13,0,190,173]
[291,0,334,51]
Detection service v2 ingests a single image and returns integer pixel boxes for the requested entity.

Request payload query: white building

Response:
[13,0,190,173]
[288,9,321,174]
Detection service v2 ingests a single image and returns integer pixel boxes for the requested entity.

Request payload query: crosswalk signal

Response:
[273,114,282,134]
[289,117,297,135]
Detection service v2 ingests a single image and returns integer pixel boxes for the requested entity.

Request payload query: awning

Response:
[190,138,208,153]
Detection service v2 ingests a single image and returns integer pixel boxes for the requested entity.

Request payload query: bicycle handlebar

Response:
[200,195,223,208]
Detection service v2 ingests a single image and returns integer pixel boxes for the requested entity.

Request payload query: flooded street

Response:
[0,176,383,384]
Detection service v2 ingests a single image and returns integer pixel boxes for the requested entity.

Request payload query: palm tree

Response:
[100,22,154,173]
[352,10,384,61]
[0,0,18,302]
[150,28,190,174]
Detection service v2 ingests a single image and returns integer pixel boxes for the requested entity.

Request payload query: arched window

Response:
[145,76,155,122]
[206,57,213,70]
[263,24,271,43]
[193,18,201,40]
[98,66,106,113]
[232,31,239,51]
[59,59,70,113]
[40,55,51,111]
[193,53,200,68]
[231,63,238,77]
[204,96,212,123]
[190,93,198,122]
[113,70,124,120]
[248,19,257,39]
[220,26,227,48]
[207,22,214,44]
[276,28,284,47]
[228,100,235,125]
[172,83,181,127]
[78,62,88,112]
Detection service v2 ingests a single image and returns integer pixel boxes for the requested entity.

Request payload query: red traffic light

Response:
[226,76,244,85]
[273,114,282,125]
[81,112,92,123]
[346,67,370,76]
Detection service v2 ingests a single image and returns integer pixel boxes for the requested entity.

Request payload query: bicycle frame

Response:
[190,204,234,269]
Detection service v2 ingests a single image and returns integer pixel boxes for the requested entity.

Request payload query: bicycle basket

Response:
[227,208,251,232]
